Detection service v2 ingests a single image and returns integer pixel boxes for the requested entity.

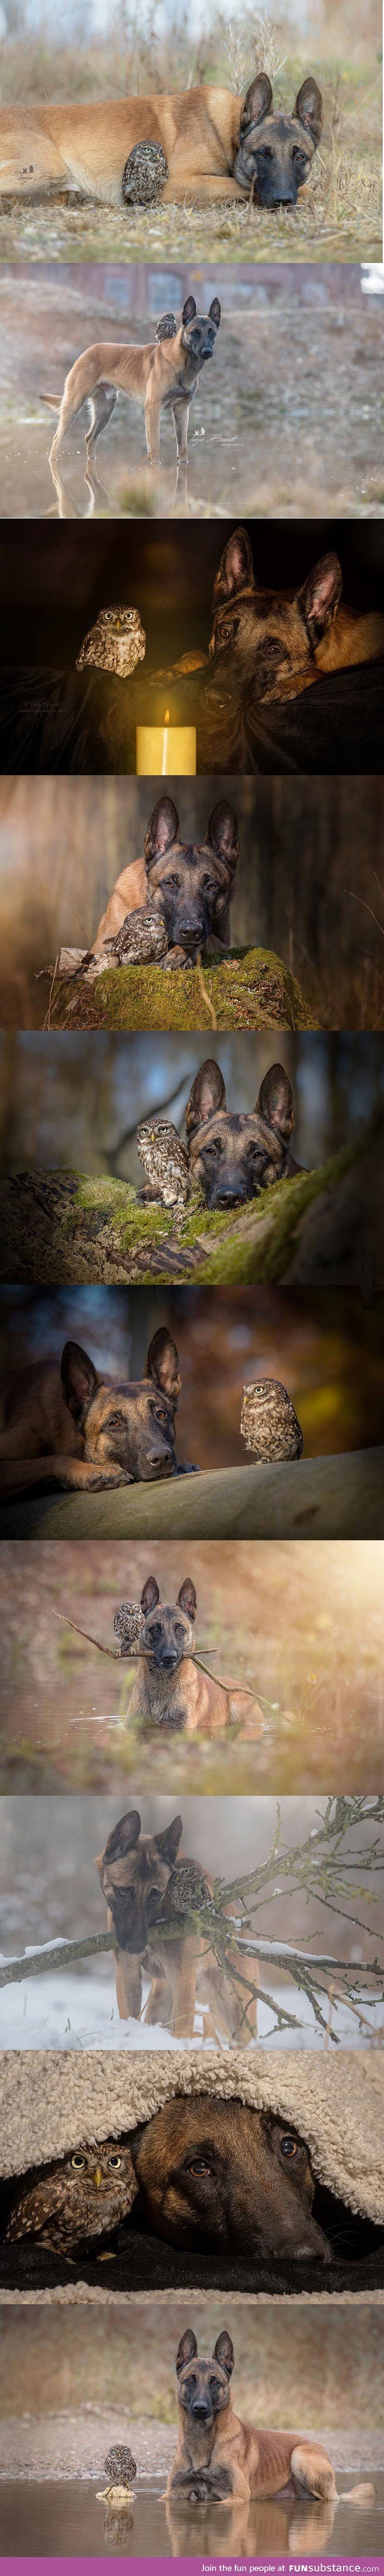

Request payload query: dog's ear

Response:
[96,1811,142,1878]
[294,76,323,143]
[213,2330,235,2378]
[213,525,254,604]
[207,800,239,878]
[186,1058,226,1138]
[182,294,197,324]
[144,797,179,870]
[177,1577,197,1621]
[298,551,342,643]
[208,296,221,329]
[145,1326,181,1403]
[240,70,273,130]
[256,1062,295,1143]
[155,1813,183,1864]
[176,2329,198,2373]
[140,1575,161,1614]
[60,1340,99,1422]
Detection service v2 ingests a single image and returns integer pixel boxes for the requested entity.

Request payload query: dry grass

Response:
[0,36,381,262]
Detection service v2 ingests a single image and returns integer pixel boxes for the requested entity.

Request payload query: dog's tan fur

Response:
[45,298,220,481]
[0,1327,188,1495]
[128,1574,264,1741]
[94,1808,258,2041]
[0,75,322,207]
[91,797,239,962]
[166,2327,373,2506]
[130,2097,330,2263]
[206,527,384,703]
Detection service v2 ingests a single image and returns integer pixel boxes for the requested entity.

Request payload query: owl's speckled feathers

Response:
[106,908,167,966]
[240,1377,303,1462]
[122,139,168,206]
[137,1116,189,1206]
[104,2446,137,2488]
[76,605,145,679]
[113,1600,145,1655]
[5,2140,134,2252]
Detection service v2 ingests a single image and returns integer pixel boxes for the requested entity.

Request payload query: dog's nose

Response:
[178,916,201,938]
[191,2400,211,2419]
[215,1180,242,1205]
[145,1445,171,1464]
[161,1650,178,1669]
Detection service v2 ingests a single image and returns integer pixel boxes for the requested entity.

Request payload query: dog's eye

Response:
[108,2153,121,2168]
[149,1621,161,1638]
[174,1623,184,1638]
[202,876,217,894]
[71,2154,85,2170]
[259,144,273,160]
[280,2134,300,2159]
[292,145,307,162]
[164,873,179,888]
[186,2157,212,2176]
[218,623,232,641]
[106,1411,123,1431]
[205,1138,222,1158]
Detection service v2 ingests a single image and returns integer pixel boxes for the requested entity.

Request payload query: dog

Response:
[127,1574,264,1740]
[0,72,322,209]
[0,1326,197,1495]
[206,525,384,706]
[185,1057,299,1206]
[90,795,239,968]
[128,2097,331,2262]
[95,1808,202,2036]
[166,2326,374,2506]
[43,296,221,487]
[94,1806,259,2041]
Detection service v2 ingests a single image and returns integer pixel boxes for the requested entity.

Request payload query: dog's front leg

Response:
[172,399,189,500]
[144,389,162,471]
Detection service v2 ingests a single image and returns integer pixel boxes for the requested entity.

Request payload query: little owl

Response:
[5,2140,134,2252]
[76,605,146,680]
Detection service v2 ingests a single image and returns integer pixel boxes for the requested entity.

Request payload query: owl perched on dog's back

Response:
[76,605,146,679]
[5,2140,134,2252]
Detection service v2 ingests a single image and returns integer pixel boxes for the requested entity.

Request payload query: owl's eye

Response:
[71,2153,85,2170]
[108,2153,121,2168]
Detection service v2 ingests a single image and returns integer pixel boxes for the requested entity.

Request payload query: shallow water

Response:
[1,386,383,522]
[1,2475,384,2559]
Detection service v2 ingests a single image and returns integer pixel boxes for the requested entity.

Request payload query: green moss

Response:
[53,947,317,1033]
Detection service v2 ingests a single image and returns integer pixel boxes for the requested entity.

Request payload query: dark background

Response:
[1,522,383,671]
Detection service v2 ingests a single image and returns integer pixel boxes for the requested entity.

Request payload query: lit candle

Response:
[136,707,196,776]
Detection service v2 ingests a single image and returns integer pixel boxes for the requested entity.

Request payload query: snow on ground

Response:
[0,1971,381,2049]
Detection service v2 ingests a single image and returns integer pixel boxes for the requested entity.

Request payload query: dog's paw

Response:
[176,1461,200,1474]
[121,140,168,206]
[163,946,195,971]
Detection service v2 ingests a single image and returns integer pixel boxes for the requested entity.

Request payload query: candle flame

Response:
[164,708,170,725]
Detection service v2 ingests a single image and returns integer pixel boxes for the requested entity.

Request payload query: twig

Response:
[195,952,217,1029]
[43,953,59,1032]
[0,1931,116,1986]
[54,1610,253,1696]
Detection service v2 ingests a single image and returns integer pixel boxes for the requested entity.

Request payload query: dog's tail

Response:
[337,2482,376,2504]
[40,392,62,410]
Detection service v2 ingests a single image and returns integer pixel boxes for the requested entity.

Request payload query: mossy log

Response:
[50,945,316,1033]
[0,1118,381,1287]
[0,1452,383,1544]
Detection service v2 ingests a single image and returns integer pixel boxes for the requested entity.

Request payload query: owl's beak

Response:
[94,2165,103,2189]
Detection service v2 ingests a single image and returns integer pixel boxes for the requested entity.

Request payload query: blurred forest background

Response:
[1,775,383,1029]
[0,2297,382,2433]
[1,1533,383,1793]
[1,1032,383,1182]
[1,1284,383,1472]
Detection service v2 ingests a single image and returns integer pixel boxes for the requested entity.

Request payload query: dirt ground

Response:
[1,264,383,520]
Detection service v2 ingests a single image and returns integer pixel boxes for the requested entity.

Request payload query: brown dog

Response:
[127,1574,263,1740]
[44,297,221,486]
[0,72,322,208]
[94,1807,257,2041]
[91,795,239,968]
[166,2326,371,2504]
[95,1808,201,2036]
[206,526,384,705]
[0,1327,197,1495]
[185,1058,300,1207]
[130,2097,330,2263]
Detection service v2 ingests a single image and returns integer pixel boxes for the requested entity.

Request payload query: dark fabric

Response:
[1,2226,383,2299]
[0,659,382,776]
